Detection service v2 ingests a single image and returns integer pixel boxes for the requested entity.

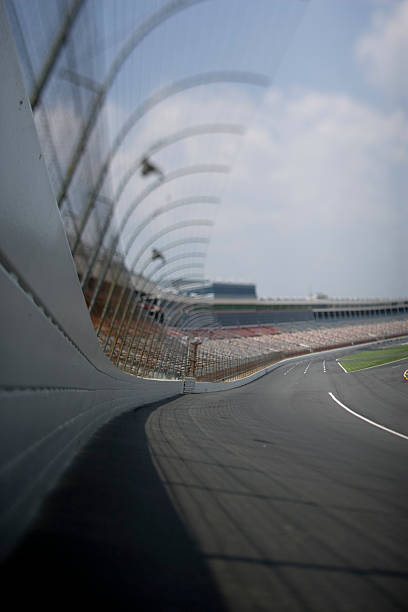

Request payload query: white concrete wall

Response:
[0,3,182,561]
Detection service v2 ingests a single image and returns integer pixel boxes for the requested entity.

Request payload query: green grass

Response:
[338,344,408,372]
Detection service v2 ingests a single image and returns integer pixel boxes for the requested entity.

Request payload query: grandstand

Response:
[178,281,408,327]
[184,280,257,299]
[188,317,408,363]
[210,295,408,327]
[86,268,408,376]
[180,282,408,366]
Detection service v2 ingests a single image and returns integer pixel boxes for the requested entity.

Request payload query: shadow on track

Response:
[1,398,227,611]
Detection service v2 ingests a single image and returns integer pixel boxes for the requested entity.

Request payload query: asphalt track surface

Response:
[2,341,408,611]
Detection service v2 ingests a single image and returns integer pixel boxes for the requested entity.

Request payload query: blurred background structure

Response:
[4,0,408,382]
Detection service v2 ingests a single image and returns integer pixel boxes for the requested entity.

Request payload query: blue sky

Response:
[9,0,407,299]
[203,0,408,298]
[274,0,404,111]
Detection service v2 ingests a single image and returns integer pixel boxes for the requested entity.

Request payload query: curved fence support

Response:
[30,0,85,110]
[71,71,267,251]
[79,124,239,286]
[57,0,207,209]
[81,164,227,290]
[113,123,244,212]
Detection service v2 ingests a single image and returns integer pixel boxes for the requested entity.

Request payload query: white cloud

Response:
[356,0,408,100]
[46,80,408,298]
[205,88,408,298]
[98,87,259,270]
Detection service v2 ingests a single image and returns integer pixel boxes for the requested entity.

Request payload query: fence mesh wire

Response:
[7,1,407,383]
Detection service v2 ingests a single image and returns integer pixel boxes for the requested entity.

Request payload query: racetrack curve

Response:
[2,342,408,611]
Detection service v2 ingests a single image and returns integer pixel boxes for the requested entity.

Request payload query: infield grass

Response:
[338,344,408,372]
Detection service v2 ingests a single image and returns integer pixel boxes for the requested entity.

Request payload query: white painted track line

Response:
[328,392,408,442]
[336,360,348,374]
[303,361,311,375]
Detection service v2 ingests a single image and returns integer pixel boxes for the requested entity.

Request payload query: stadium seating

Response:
[188,316,408,359]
